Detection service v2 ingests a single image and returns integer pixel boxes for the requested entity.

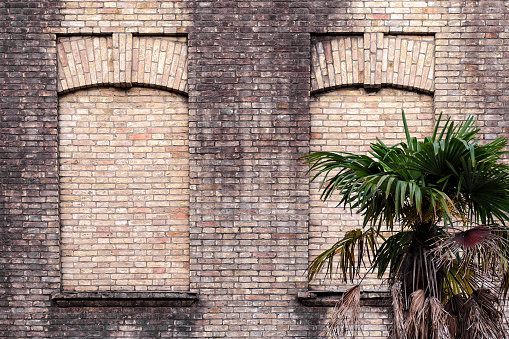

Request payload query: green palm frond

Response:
[307,228,378,281]
[374,231,413,280]
[458,160,509,225]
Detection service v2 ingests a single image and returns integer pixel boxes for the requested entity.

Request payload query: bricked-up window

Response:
[308,87,434,290]
[59,87,189,292]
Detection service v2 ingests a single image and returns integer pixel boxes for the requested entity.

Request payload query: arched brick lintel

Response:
[57,35,188,95]
[311,34,434,94]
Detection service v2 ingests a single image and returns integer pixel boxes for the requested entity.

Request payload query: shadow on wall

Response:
[48,306,197,338]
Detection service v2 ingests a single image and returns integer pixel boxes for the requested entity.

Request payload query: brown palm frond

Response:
[460,289,505,339]
[432,224,509,296]
[391,282,407,339]
[445,294,466,338]
[447,313,459,339]
[429,296,450,339]
[326,285,361,339]
[405,290,427,339]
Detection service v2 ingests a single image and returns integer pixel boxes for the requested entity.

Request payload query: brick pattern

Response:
[57,0,191,35]
[311,34,435,93]
[49,307,195,338]
[312,36,364,90]
[364,32,384,88]
[59,87,189,292]
[187,0,312,336]
[57,36,188,94]
[3,0,509,337]
[309,87,434,289]
[310,0,449,35]
[0,0,62,337]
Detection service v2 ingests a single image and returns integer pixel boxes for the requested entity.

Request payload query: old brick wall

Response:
[187,0,314,335]
[48,1,198,338]
[0,0,62,337]
[59,87,189,292]
[2,0,509,338]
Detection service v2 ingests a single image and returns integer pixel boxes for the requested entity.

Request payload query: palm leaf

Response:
[374,231,412,280]
[308,228,378,281]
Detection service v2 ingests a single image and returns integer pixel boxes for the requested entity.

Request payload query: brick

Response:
[59,87,189,292]
[5,0,509,338]
[57,36,187,94]
[311,34,435,93]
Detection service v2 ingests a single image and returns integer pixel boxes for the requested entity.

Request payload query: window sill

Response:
[51,291,198,307]
[298,289,390,307]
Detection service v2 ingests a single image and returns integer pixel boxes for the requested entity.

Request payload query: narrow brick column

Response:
[0,0,61,337]
[188,2,312,337]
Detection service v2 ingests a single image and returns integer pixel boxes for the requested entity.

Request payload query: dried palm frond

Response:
[405,290,427,339]
[457,227,509,275]
[326,285,361,339]
[444,293,465,338]
[429,296,450,339]
[436,225,509,268]
[391,282,407,339]
[397,240,443,304]
[460,289,505,339]
[432,224,509,300]
[447,313,459,339]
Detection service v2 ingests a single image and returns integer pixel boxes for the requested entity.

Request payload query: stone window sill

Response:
[298,289,390,307]
[51,291,198,307]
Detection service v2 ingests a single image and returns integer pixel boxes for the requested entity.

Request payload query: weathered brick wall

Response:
[2,0,509,337]
[49,1,197,338]
[59,87,189,292]
[187,0,312,336]
[0,0,62,337]
[58,0,191,35]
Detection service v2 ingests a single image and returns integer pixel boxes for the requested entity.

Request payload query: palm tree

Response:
[303,112,509,339]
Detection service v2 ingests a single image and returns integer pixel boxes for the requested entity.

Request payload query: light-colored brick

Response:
[59,87,189,292]
[57,36,187,94]
[311,34,435,94]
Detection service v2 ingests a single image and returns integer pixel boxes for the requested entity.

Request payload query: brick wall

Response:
[0,0,61,337]
[58,0,191,35]
[59,87,189,292]
[2,0,509,337]
[187,0,312,335]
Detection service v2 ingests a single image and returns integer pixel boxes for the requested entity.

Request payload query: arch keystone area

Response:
[311,34,434,94]
[57,35,188,94]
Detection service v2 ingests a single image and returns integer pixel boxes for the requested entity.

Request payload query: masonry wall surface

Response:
[2,0,509,338]
[0,0,61,337]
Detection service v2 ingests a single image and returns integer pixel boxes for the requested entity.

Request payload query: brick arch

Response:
[57,35,188,94]
[311,34,434,94]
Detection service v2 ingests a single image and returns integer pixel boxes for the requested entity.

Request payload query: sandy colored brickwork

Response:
[59,87,189,291]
